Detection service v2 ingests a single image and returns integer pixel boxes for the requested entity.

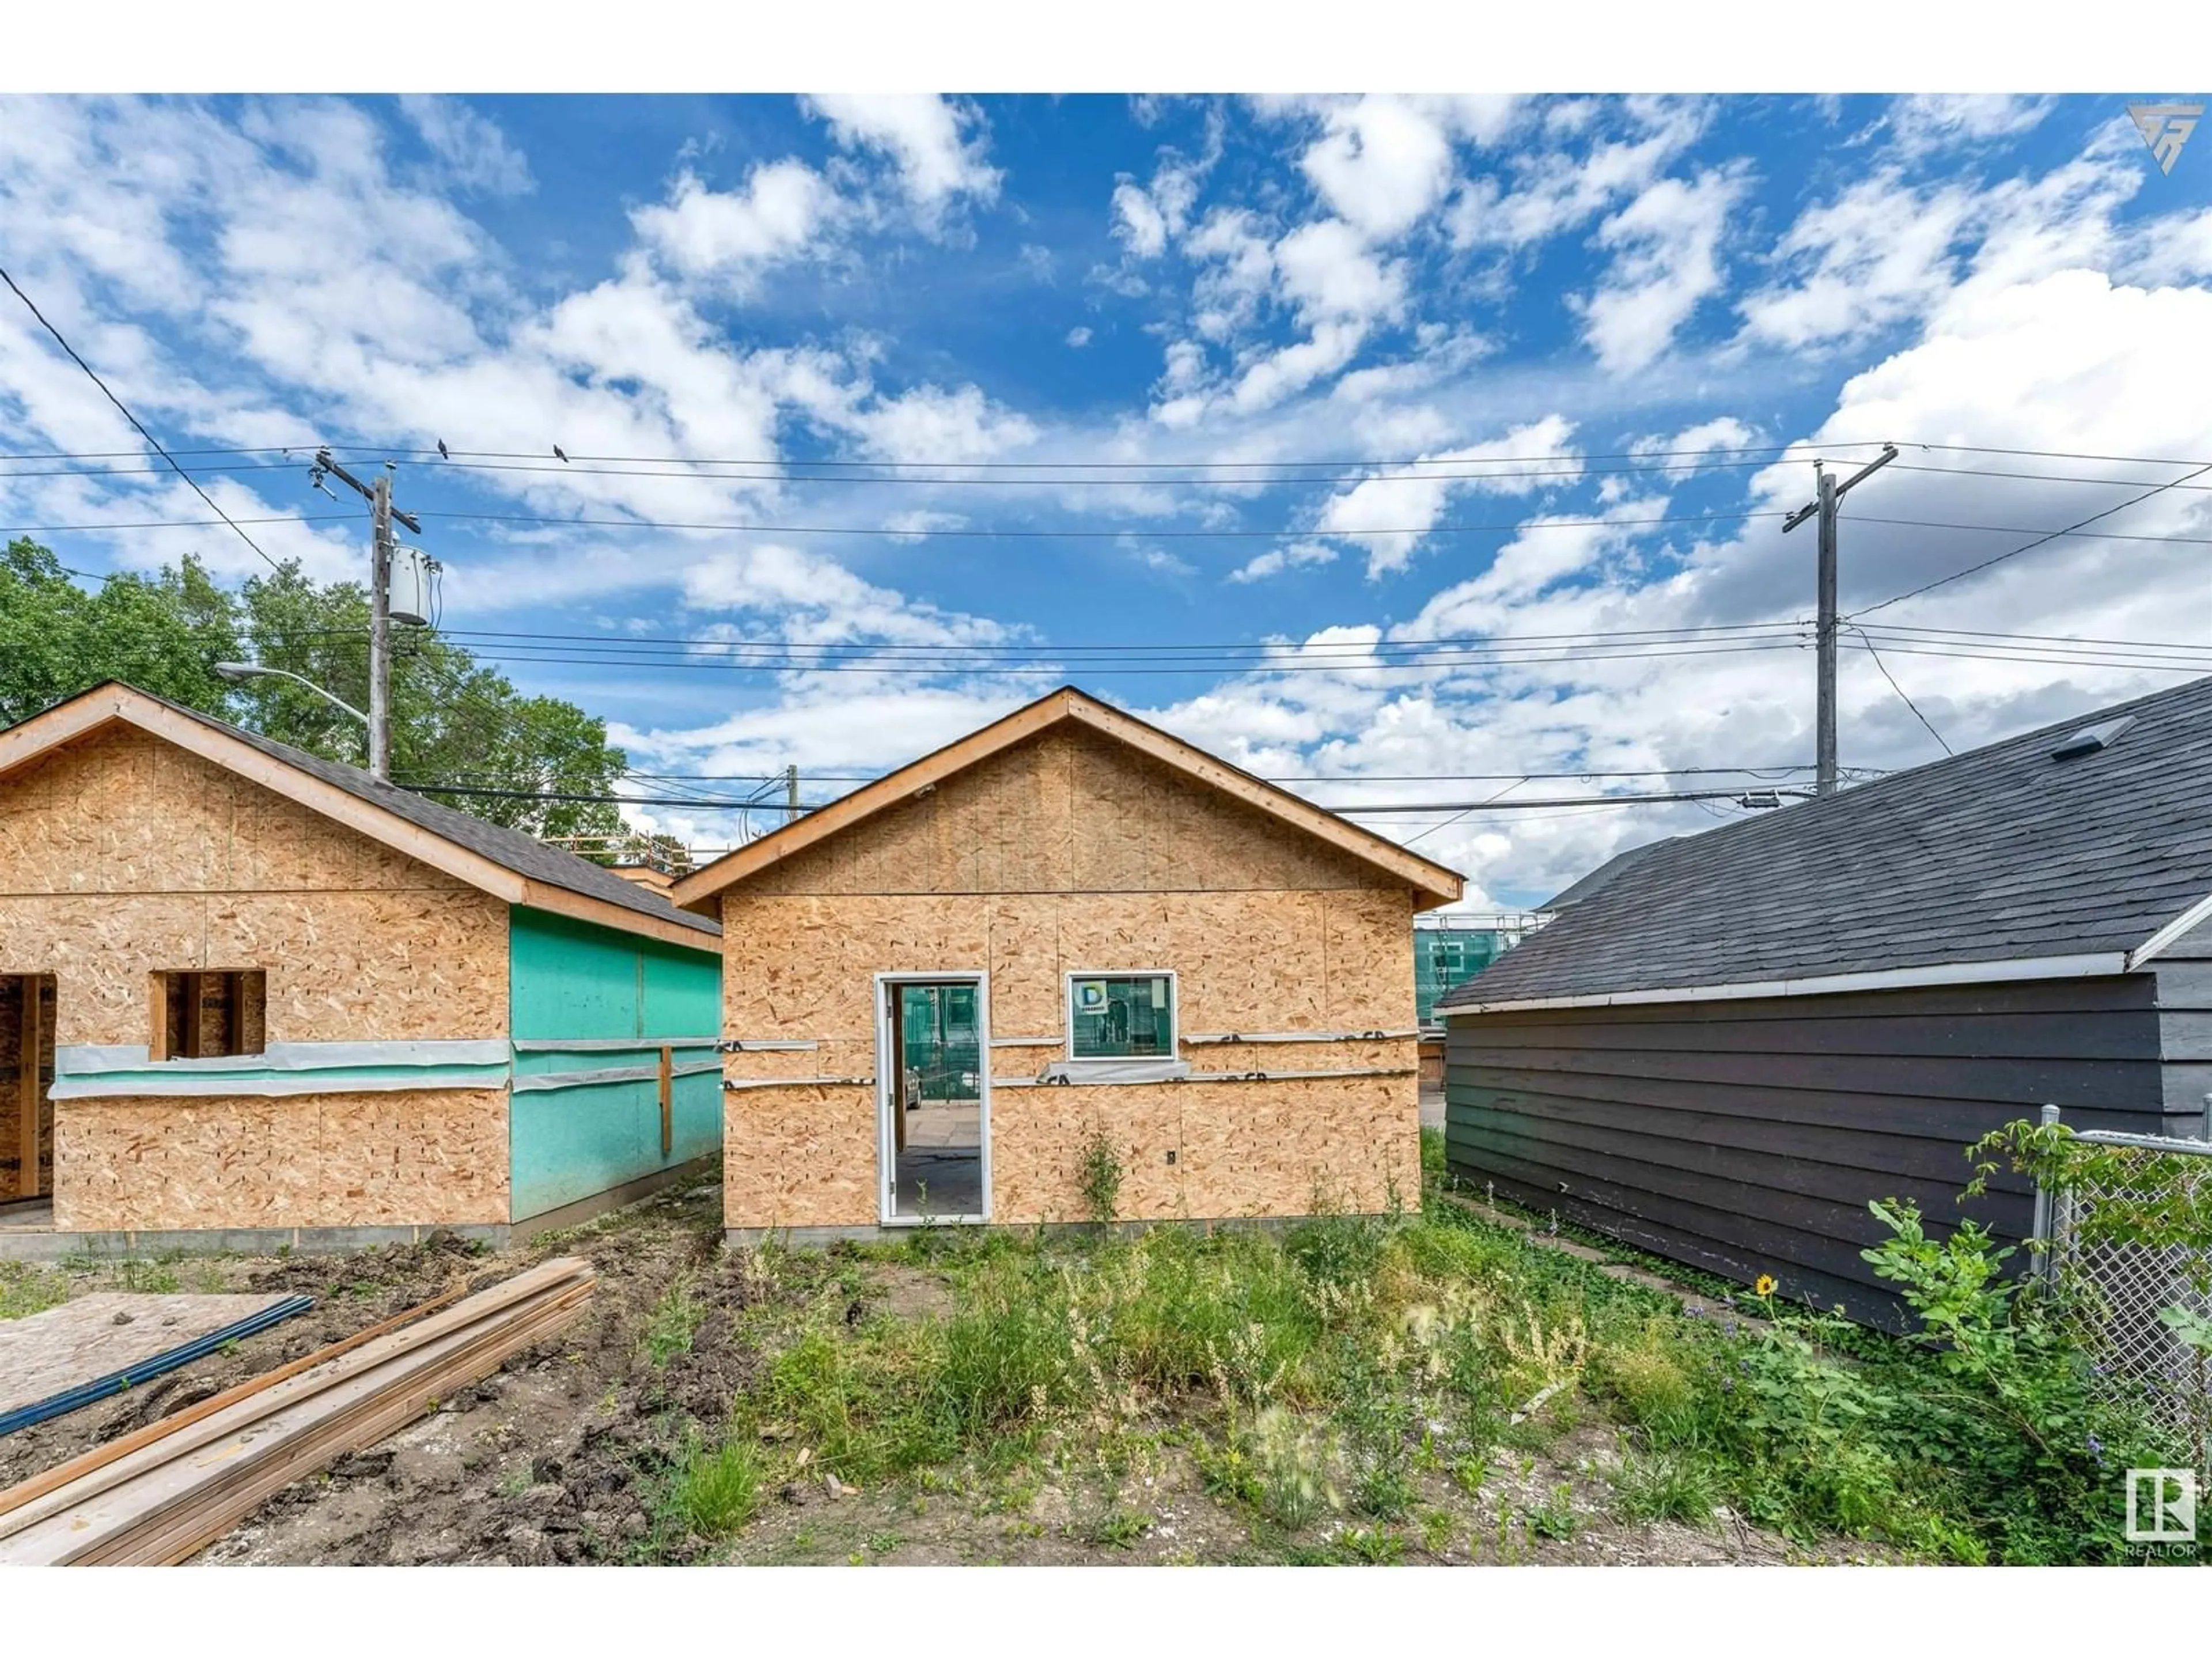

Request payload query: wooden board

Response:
[0,1293,300,1424]
[52,1088,511,1232]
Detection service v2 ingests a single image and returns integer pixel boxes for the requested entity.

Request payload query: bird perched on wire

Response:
[437,439,449,460]
[553,445,569,463]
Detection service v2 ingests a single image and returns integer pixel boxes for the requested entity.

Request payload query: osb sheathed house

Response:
[0,683,724,1256]
[669,687,1464,1240]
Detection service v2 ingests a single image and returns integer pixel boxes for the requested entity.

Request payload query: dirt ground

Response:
[0,1184,1877,1566]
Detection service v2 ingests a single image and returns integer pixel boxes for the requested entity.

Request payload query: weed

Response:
[1090,1508,1149,1548]
[643,1274,706,1367]
[1076,1128,1124,1228]
[668,1437,766,1537]
[1522,1485,1582,1541]
[1611,1451,1719,1525]
[1338,1524,1406,1564]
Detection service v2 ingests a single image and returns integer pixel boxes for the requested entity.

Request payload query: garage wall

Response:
[721,725,1422,1229]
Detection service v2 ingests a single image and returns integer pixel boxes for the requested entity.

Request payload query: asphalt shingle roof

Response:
[1439,675,2212,1010]
[126,687,721,940]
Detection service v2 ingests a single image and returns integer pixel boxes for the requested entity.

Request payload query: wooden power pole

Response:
[312,450,421,782]
[1783,444,1897,797]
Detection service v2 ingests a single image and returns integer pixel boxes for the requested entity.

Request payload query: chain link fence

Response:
[2034,1119,2211,1440]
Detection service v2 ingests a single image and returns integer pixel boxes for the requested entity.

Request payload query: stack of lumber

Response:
[0,1257,594,1565]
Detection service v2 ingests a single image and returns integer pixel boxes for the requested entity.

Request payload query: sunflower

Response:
[1753,1274,1777,1297]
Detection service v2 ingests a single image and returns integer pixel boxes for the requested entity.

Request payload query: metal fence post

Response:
[2031,1103,2061,1287]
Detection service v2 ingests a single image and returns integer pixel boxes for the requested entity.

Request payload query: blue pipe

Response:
[0,1293,316,1437]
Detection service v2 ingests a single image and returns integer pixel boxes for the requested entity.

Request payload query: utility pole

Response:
[786,764,801,823]
[310,450,421,782]
[1782,444,1897,797]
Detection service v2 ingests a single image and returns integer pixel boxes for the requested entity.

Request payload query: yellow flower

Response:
[1753,1274,1777,1298]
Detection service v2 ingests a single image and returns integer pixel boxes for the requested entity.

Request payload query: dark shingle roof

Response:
[1438,675,2212,1010]
[123,687,719,940]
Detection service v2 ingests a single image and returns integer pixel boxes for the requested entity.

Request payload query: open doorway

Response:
[877,974,987,1224]
[1,974,56,1224]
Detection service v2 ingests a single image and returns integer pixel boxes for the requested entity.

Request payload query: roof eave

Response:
[1437,950,2136,1017]
[671,686,1464,912]
[1,685,719,952]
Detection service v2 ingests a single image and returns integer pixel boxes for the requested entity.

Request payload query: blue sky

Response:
[3,92,2209,906]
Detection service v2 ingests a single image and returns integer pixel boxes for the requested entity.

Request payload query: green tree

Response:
[0,539,631,840]
[0,538,241,724]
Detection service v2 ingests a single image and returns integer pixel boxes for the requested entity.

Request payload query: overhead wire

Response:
[0,263,283,573]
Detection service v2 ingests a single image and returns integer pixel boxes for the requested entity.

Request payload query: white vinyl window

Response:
[1067,973,1175,1059]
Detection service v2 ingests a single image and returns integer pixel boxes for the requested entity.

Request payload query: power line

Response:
[0,264,282,573]
[1851,459,2212,618]
[12,434,2212,472]
[399,780,1809,813]
[0,438,1900,470]
[1849,625,1953,756]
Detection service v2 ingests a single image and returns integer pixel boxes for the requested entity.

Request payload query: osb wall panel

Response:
[742,726,1393,897]
[724,1084,879,1229]
[0,728,509,1047]
[722,889,1416,1058]
[52,1089,510,1231]
[720,887,1420,1228]
[991,1073,1419,1224]
[0,726,471,896]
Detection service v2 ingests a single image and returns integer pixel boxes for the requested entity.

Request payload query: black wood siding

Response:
[1443,975,2176,1328]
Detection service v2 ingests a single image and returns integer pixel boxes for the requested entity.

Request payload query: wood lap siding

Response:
[1443,976,2176,1328]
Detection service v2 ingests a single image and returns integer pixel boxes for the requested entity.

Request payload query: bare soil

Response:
[0,1186,1881,1566]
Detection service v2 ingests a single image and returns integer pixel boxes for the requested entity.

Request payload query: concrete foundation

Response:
[0,1154,719,1262]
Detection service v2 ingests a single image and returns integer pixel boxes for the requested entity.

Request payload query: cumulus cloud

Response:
[804,93,1001,219]
[1577,165,1750,372]
[630,160,835,288]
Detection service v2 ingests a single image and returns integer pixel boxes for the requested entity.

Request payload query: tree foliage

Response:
[0,537,629,840]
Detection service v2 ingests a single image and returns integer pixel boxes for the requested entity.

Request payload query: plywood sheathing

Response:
[991,1073,1419,1224]
[0,726,509,1047]
[52,1089,510,1232]
[717,725,1423,1229]
[737,728,1397,899]
[723,1083,878,1229]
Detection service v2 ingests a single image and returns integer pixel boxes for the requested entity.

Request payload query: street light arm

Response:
[213,662,370,729]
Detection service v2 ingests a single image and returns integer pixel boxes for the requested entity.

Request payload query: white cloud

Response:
[1449,96,1709,251]
[1631,416,1759,463]
[1112,180,1171,257]
[397,95,534,196]
[1298,96,1459,240]
[1737,171,1974,349]
[1228,540,1338,582]
[1313,415,1582,578]
[804,94,1001,219]
[630,161,835,289]
[1578,165,1749,373]
[1888,95,2053,156]
[1065,325,1093,347]
[682,541,1009,648]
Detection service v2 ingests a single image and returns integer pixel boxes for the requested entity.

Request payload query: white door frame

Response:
[872,970,991,1226]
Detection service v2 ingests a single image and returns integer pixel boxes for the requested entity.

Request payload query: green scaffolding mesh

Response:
[1414,929,1511,1026]
[898,983,982,1101]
